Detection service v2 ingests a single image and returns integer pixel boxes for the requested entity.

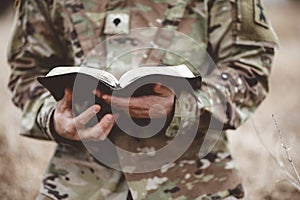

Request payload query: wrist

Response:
[36,98,57,141]
[165,91,199,137]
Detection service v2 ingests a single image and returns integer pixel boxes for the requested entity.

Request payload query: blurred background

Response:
[0,0,300,199]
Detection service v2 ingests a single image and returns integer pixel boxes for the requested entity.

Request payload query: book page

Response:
[118,64,195,88]
[45,66,119,87]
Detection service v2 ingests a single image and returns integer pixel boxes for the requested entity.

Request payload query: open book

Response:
[38,64,202,127]
[38,64,202,101]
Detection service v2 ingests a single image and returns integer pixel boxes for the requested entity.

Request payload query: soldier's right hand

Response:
[53,88,117,141]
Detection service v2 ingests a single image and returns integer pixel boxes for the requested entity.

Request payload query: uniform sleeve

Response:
[197,0,278,130]
[7,0,73,140]
[166,0,278,136]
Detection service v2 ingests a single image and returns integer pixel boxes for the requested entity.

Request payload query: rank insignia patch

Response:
[254,0,268,28]
[104,13,130,35]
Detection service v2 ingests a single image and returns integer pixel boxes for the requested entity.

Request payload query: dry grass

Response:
[228,1,300,199]
[0,1,300,199]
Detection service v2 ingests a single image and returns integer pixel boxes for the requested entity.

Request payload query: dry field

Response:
[0,1,300,199]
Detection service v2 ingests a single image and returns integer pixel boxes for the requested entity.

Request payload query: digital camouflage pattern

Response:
[8,0,277,199]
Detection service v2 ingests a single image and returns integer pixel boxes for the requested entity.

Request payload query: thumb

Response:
[153,83,162,93]
[62,88,72,109]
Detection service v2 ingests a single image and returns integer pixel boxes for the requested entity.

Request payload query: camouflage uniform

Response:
[8,0,277,199]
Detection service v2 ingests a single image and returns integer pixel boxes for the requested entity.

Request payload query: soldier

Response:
[7,0,277,199]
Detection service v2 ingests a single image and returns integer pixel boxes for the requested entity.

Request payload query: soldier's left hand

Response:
[93,83,175,118]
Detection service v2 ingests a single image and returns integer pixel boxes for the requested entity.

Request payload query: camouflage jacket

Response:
[8,0,278,199]
[8,0,277,141]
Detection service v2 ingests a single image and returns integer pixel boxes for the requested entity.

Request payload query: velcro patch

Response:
[236,0,278,45]
[104,13,130,35]
[253,0,268,28]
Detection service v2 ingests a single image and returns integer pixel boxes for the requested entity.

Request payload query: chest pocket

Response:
[64,0,209,72]
[161,0,209,75]
[64,0,110,59]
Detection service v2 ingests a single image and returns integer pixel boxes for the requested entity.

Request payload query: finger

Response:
[78,114,117,141]
[153,83,162,93]
[111,97,152,118]
[109,96,153,112]
[153,83,174,95]
[74,104,101,126]
[129,103,167,118]
[129,109,149,118]
[60,88,72,110]
[102,95,131,108]
[98,114,118,140]
[93,89,103,99]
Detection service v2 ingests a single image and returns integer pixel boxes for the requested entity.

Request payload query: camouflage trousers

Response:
[36,133,245,200]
